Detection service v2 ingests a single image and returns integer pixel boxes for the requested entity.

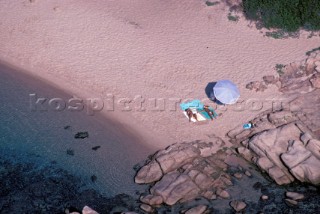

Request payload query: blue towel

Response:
[180,99,204,111]
[180,100,218,120]
[199,107,218,120]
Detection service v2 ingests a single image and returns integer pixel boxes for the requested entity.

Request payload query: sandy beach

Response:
[0,0,319,148]
[1,0,320,200]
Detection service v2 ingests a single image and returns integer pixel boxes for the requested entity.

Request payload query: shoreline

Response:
[0,62,155,196]
[0,0,319,212]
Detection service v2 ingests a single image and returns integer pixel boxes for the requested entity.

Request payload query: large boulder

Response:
[239,55,320,187]
[306,139,320,159]
[151,173,200,205]
[155,145,200,173]
[268,166,293,185]
[289,90,320,138]
[237,147,254,162]
[140,194,163,206]
[282,143,320,185]
[267,111,296,126]
[135,160,163,184]
[310,73,320,88]
[246,123,303,184]
[135,140,233,208]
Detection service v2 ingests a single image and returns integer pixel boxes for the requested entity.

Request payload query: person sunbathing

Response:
[203,105,214,120]
[186,108,198,122]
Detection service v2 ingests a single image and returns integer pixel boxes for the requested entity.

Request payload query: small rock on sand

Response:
[246,81,267,92]
[230,200,247,212]
[263,75,278,85]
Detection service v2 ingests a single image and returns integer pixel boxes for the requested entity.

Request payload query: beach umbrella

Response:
[213,80,240,104]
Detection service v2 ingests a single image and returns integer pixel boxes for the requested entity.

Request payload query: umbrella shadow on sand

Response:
[205,82,224,105]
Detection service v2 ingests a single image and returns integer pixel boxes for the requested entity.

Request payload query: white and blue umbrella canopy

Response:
[213,80,240,104]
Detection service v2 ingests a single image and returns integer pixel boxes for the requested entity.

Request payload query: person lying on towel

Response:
[185,108,198,122]
[203,105,214,120]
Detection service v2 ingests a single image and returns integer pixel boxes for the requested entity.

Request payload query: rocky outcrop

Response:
[234,52,320,186]
[246,81,268,92]
[231,113,320,185]
[135,137,233,210]
[289,90,320,137]
[246,51,320,95]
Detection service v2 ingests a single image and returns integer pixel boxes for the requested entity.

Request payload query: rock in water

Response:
[185,205,207,214]
[216,189,230,199]
[135,160,163,184]
[74,131,89,139]
[285,199,298,206]
[286,192,304,200]
[91,175,97,183]
[140,204,153,213]
[92,146,101,151]
[66,149,75,156]
[233,172,243,179]
[82,206,99,214]
[230,200,247,212]
[245,170,252,177]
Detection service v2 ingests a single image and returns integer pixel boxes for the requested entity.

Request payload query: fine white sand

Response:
[0,1,319,150]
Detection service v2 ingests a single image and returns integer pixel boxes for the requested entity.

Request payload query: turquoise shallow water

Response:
[0,63,152,197]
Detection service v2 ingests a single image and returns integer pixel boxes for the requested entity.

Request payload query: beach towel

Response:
[180,100,217,122]
[180,99,204,111]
